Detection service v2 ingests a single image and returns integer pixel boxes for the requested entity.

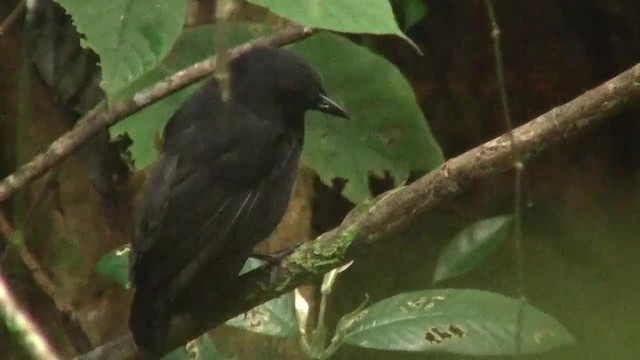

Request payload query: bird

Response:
[128,46,349,354]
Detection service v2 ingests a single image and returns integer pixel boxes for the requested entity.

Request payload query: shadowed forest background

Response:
[1,0,640,359]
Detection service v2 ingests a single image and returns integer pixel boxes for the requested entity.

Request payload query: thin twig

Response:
[0,25,316,204]
[0,0,26,36]
[484,0,527,353]
[0,211,14,240]
[0,270,61,360]
[75,62,640,360]
[0,211,67,323]
[0,211,92,353]
[214,0,238,101]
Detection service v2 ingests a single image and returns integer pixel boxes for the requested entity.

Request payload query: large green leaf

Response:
[225,293,299,338]
[339,289,574,355]
[54,0,185,98]
[433,215,513,283]
[247,0,415,47]
[291,33,443,203]
[109,24,273,170]
[227,257,299,337]
[94,244,131,289]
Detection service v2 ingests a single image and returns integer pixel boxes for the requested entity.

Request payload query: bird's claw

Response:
[250,242,303,284]
[251,241,303,264]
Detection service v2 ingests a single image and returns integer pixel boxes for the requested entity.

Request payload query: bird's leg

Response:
[248,242,303,284]
[251,241,303,264]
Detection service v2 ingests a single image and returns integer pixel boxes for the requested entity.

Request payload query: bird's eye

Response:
[278,87,305,103]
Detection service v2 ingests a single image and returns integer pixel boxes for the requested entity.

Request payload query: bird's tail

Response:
[129,286,171,354]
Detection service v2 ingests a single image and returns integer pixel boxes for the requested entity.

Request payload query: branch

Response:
[0,25,315,203]
[0,271,61,360]
[0,211,13,241]
[75,62,640,360]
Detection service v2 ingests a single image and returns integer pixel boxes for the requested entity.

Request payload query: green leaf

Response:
[238,257,266,275]
[340,289,574,355]
[54,0,186,98]
[226,257,298,337]
[109,24,273,170]
[398,0,427,30]
[225,292,299,338]
[163,335,222,360]
[94,244,131,289]
[291,33,443,203]
[433,215,513,283]
[247,0,417,49]
[162,346,188,360]
[229,257,298,337]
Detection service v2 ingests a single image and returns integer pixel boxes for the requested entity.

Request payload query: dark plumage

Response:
[128,47,348,353]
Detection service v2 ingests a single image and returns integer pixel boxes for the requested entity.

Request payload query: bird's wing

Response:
[130,103,292,296]
[132,154,179,252]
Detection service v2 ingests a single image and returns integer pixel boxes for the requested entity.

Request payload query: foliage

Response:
[106,23,443,202]
[54,0,440,202]
[226,258,299,337]
[53,0,185,99]
[433,215,513,283]
[338,289,573,355]
[93,214,573,358]
[50,0,573,358]
[93,244,131,289]
[292,33,443,203]
[246,0,417,48]
[107,24,444,205]
[198,218,571,358]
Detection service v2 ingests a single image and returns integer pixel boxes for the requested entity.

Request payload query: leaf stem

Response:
[484,0,527,353]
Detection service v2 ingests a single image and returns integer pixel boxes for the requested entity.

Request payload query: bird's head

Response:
[229,47,349,124]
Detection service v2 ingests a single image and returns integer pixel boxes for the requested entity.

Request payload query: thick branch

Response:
[75,63,640,360]
[0,25,315,203]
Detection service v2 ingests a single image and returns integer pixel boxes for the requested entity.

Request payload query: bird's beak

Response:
[314,94,350,119]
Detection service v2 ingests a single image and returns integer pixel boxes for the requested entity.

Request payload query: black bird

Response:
[129,46,349,353]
